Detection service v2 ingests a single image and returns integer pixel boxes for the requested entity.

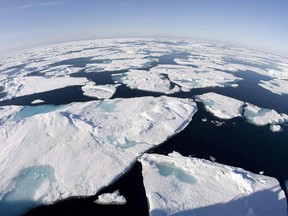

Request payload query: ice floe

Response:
[139,152,287,216]
[153,65,242,90]
[112,70,174,94]
[244,103,284,126]
[259,79,288,95]
[0,76,88,101]
[196,92,244,119]
[0,96,197,215]
[94,190,126,205]
[196,92,287,131]
[81,81,119,99]
[31,99,45,104]
[270,125,282,132]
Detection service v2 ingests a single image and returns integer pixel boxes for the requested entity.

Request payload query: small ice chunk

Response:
[81,81,119,99]
[244,103,284,126]
[94,190,126,205]
[139,152,287,216]
[211,120,224,126]
[270,124,282,132]
[196,92,244,119]
[31,99,45,105]
[202,117,207,122]
[209,155,216,162]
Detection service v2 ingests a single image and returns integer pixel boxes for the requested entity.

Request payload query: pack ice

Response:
[0,96,197,216]
[139,152,287,216]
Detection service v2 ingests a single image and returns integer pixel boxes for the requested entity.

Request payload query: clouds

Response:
[18,1,64,10]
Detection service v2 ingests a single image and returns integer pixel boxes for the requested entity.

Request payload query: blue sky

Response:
[0,0,287,54]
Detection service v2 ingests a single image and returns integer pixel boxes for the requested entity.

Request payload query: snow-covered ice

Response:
[81,81,119,99]
[94,190,126,205]
[0,96,197,215]
[259,79,288,95]
[139,152,287,216]
[196,92,244,119]
[0,76,88,101]
[112,70,175,94]
[244,103,284,126]
[153,65,242,90]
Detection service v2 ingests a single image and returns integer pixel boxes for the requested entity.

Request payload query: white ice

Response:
[244,103,284,126]
[139,152,287,216]
[0,96,197,215]
[259,79,288,95]
[152,65,242,90]
[112,70,175,94]
[196,92,244,119]
[196,92,287,131]
[81,81,119,99]
[270,125,282,132]
[0,76,88,101]
[94,190,126,205]
[30,99,45,104]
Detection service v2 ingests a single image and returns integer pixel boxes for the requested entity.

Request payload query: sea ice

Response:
[94,190,126,205]
[112,70,175,94]
[0,76,88,101]
[259,79,288,95]
[196,92,244,119]
[269,124,282,132]
[244,103,284,126]
[81,81,119,99]
[0,96,197,215]
[139,152,287,216]
[30,99,45,105]
[152,65,242,90]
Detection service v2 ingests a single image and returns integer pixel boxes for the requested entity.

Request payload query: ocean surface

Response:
[0,54,287,215]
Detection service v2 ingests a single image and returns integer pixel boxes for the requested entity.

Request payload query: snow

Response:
[270,124,282,132]
[244,103,284,126]
[152,65,242,90]
[0,76,88,101]
[259,79,288,95]
[196,92,244,119]
[94,190,126,205]
[81,81,119,99]
[112,70,174,94]
[139,152,287,216]
[0,96,197,215]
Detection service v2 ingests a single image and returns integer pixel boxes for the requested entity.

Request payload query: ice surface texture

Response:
[0,96,197,215]
[139,152,287,216]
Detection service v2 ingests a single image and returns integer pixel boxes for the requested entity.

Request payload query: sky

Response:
[0,0,288,55]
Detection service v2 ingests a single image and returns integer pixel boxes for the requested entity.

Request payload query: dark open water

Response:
[0,53,287,215]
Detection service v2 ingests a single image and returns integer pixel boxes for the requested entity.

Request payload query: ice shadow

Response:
[151,187,287,216]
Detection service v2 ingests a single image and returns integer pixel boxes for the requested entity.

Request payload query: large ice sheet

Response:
[0,76,88,101]
[139,152,287,216]
[152,65,242,90]
[244,103,284,126]
[0,96,197,215]
[196,92,244,119]
[259,79,288,95]
[81,81,119,99]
